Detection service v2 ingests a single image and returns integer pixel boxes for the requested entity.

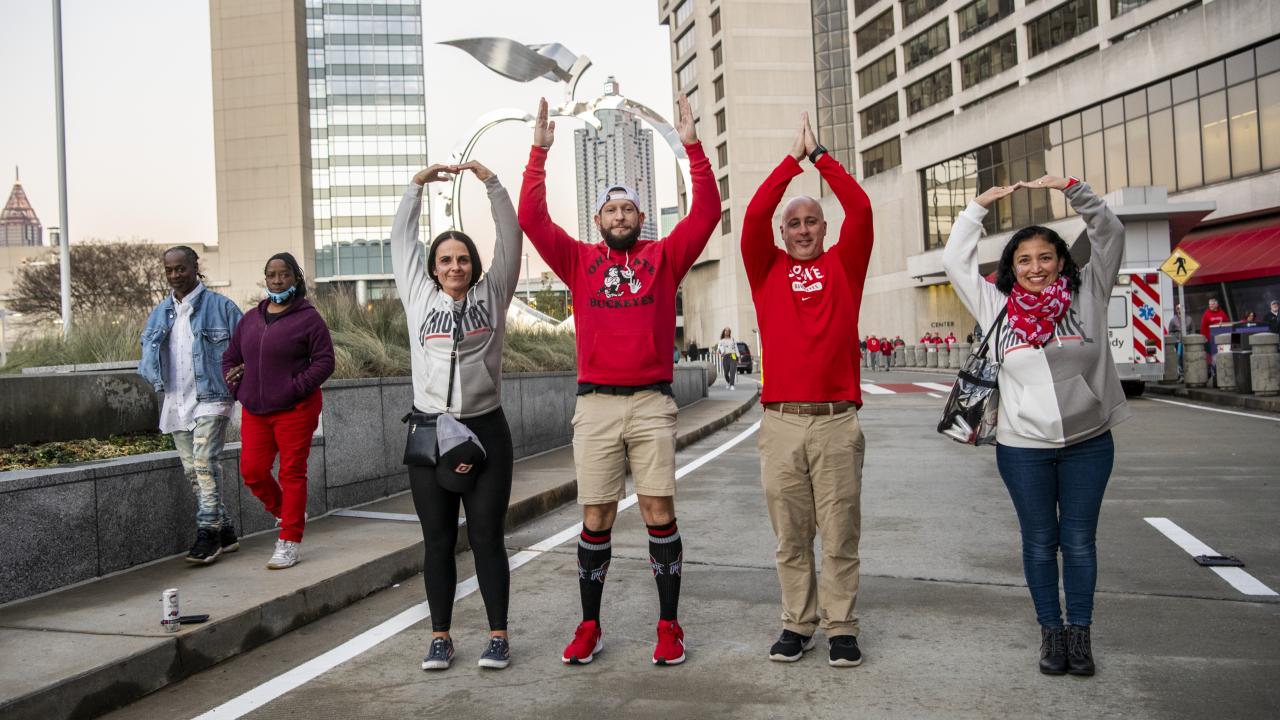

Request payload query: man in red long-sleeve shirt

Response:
[518,96,719,667]
[743,114,873,668]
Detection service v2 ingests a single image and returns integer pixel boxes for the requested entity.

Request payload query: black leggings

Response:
[408,407,514,632]
[721,354,736,385]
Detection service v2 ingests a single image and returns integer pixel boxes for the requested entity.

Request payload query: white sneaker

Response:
[267,539,301,569]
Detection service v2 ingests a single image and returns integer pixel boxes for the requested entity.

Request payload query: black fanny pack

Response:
[401,409,440,466]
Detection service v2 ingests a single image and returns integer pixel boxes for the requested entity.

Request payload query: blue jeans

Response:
[171,415,232,530]
[995,430,1114,627]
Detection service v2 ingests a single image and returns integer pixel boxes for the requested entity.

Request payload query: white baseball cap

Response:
[594,184,642,214]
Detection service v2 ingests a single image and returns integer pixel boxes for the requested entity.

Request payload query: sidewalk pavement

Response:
[1147,381,1280,414]
[0,383,760,720]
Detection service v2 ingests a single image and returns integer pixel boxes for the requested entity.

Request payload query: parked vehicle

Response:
[1107,270,1166,397]
[735,341,754,374]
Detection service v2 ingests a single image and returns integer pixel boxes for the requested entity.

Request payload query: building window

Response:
[958,0,1013,40]
[919,38,1280,250]
[677,59,697,89]
[901,0,944,28]
[718,175,730,200]
[860,94,900,136]
[1111,0,1152,18]
[712,42,723,68]
[676,27,695,60]
[960,31,1017,89]
[904,19,949,70]
[715,108,727,134]
[854,0,880,14]
[688,87,700,114]
[674,0,693,27]
[862,137,901,177]
[717,142,729,168]
[813,0,856,171]
[906,66,952,114]
[714,74,725,101]
[721,208,732,234]
[710,8,721,34]
[1026,0,1098,58]
[858,51,897,94]
[855,10,895,57]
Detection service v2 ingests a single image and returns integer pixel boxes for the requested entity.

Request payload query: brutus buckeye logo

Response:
[599,264,643,298]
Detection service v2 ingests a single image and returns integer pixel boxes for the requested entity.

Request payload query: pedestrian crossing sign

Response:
[1160,247,1201,286]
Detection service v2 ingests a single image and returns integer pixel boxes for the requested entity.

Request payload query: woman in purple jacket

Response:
[223,252,335,569]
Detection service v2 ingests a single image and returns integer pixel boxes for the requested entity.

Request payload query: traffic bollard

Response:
[1164,334,1181,382]
[948,346,960,369]
[914,344,926,366]
[1250,333,1278,396]
[1183,334,1208,387]
[1215,333,1236,391]
[926,347,938,368]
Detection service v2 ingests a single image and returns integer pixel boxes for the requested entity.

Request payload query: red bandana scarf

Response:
[1006,276,1071,347]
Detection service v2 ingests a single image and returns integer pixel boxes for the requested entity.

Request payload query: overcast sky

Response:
[0,0,678,269]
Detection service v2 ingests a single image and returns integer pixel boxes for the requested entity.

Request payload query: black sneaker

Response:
[421,636,454,671]
[1039,625,1067,675]
[478,636,511,669]
[768,629,815,662]
[1066,625,1095,676]
[220,523,240,553]
[828,635,863,667]
[185,528,222,565]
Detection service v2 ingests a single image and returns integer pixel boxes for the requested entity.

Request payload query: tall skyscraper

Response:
[1,168,43,247]
[659,0,1280,346]
[306,0,428,300]
[210,0,426,303]
[574,77,658,242]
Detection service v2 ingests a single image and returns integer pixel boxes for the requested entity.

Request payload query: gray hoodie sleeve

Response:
[391,182,432,311]
[1068,181,1125,299]
[481,175,523,307]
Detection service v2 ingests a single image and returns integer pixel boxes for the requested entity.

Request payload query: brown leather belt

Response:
[763,401,854,416]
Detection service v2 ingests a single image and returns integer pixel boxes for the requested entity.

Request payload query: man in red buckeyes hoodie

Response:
[743,113,873,669]
[518,95,719,667]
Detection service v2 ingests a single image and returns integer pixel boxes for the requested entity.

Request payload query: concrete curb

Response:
[1146,382,1280,414]
[1,389,760,720]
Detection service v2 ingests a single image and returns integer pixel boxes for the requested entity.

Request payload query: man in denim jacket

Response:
[138,246,243,564]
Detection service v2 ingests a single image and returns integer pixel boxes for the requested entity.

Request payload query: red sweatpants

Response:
[239,390,322,542]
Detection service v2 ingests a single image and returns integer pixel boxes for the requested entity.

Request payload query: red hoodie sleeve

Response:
[815,153,874,287]
[517,146,579,282]
[662,142,721,281]
[742,156,803,290]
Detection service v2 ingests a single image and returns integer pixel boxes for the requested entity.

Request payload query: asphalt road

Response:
[104,371,1280,720]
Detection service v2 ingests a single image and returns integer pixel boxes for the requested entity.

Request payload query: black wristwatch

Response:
[808,145,828,163]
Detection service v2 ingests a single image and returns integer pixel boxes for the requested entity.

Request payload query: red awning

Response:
[1177,224,1280,286]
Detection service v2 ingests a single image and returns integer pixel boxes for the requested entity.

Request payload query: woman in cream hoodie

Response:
[943,174,1129,678]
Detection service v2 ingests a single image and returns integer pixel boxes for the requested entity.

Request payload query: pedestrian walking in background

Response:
[1200,298,1231,378]
[716,327,739,390]
[893,336,904,348]
[866,335,881,371]
[943,174,1130,678]
[138,246,244,565]
[222,252,334,571]
[743,113,873,668]
[392,160,522,672]
[519,94,719,666]
[945,331,957,349]
[880,336,893,369]
[1266,300,1280,334]
[860,336,868,368]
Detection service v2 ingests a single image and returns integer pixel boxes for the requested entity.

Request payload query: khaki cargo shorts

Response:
[571,390,678,505]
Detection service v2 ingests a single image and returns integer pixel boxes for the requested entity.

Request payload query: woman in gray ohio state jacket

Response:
[391,160,522,672]
[943,174,1129,679]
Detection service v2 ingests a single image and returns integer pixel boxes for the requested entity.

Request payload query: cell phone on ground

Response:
[1193,555,1244,567]
[178,614,211,624]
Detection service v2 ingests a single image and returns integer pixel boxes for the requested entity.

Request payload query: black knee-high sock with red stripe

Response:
[577,527,612,623]
[647,520,683,621]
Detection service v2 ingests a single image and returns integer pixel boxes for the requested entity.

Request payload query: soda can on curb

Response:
[162,588,180,632]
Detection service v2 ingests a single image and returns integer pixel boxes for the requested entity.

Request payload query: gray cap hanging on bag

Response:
[436,414,486,493]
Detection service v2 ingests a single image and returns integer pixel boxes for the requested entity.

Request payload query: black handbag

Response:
[937,309,1006,446]
[402,300,465,466]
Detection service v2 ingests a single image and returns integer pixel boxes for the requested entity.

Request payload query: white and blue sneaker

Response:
[478,636,511,669]
[422,636,454,671]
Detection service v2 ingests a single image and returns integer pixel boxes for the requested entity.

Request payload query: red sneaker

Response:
[562,620,603,664]
[653,619,686,665]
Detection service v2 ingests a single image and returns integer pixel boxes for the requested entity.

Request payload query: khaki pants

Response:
[572,390,678,504]
[759,406,865,637]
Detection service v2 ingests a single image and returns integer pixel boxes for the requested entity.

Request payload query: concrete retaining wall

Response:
[0,371,161,446]
[0,367,708,605]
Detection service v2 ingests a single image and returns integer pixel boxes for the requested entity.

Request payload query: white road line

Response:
[1146,397,1280,422]
[194,419,763,720]
[1144,517,1278,597]
[860,383,895,395]
[927,393,943,399]
[333,510,422,523]
[912,382,953,392]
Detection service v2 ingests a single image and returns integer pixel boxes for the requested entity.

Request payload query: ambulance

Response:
[1106,270,1167,397]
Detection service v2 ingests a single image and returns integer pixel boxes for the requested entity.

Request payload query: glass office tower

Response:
[305,0,427,297]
